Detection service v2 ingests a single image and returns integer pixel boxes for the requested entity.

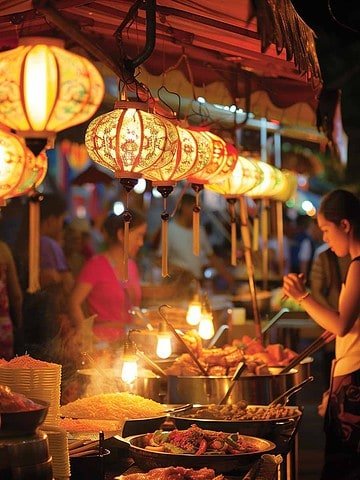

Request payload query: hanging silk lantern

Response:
[0,128,28,206]
[245,160,283,199]
[6,148,48,294]
[0,37,104,155]
[7,150,47,199]
[85,101,179,280]
[143,125,211,277]
[272,169,298,202]
[205,156,262,266]
[186,129,237,256]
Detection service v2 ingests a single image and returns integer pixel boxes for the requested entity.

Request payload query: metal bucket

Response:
[167,370,297,405]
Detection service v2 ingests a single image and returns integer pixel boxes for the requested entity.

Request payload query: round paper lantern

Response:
[0,128,28,205]
[205,156,262,265]
[245,160,280,198]
[0,37,105,155]
[7,149,47,199]
[85,101,179,185]
[205,156,262,198]
[85,101,179,280]
[272,169,298,202]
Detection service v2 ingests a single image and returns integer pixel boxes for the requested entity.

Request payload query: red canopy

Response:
[0,0,322,127]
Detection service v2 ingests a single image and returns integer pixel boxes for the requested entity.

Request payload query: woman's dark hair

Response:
[319,189,360,239]
[103,209,146,243]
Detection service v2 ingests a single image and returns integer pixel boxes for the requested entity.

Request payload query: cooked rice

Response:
[60,417,122,433]
[60,392,165,420]
[0,355,59,369]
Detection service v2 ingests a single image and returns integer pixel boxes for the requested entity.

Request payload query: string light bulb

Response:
[156,319,172,359]
[198,295,215,340]
[186,292,202,326]
[121,336,138,384]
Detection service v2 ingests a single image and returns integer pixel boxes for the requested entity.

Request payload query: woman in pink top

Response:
[70,209,147,347]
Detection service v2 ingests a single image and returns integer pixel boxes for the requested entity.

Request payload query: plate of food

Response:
[0,384,49,437]
[170,402,302,437]
[116,466,225,480]
[118,425,276,473]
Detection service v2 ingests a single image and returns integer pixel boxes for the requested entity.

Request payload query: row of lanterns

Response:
[0,36,297,291]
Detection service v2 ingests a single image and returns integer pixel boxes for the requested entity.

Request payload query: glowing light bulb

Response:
[121,337,138,384]
[186,297,202,326]
[156,334,172,359]
[198,311,215,340]
[121,359,138,384]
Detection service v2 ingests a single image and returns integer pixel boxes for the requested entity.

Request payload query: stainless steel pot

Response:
[167,370,297,405]
[127,377,167,403]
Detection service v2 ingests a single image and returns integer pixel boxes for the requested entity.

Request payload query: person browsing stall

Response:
[69,209,147,348]
[282,189,360,480]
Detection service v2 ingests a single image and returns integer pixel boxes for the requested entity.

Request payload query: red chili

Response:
[195,438,207,455]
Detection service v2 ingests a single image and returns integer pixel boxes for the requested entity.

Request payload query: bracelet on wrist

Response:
[298,291,310,303]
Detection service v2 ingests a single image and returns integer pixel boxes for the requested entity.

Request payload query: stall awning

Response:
[0,0,322,129]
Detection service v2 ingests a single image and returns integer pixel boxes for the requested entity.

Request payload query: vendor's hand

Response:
[283,273,306,301]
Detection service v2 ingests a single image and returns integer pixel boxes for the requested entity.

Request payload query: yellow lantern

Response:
[0,37,104,155]
[245,160,280,199]
[85,101,179,184]
[0,128,28,206]
[272,169,298,202]
[7,150,47,199]
[206,156,262,198]
[205,156,262,265]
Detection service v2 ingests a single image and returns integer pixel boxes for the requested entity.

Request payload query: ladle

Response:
[207,324,229,349]
[218,361,247,405]
[268,375,314,407]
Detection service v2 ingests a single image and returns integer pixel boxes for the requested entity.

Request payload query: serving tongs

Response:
[268,375,314,407]
[159,304,209,377]
[280,330,335,374]
[218,361,247,405]
[135,348,167,378]
[240,308,290,352]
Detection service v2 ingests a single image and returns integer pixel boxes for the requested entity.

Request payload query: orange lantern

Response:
[186,129,237,256]
[85,101,179,280]
[143,125,212,277]
[205,156,262,265]
[0,128,28,206]
[7,150,47,199]
[0,37,105,156]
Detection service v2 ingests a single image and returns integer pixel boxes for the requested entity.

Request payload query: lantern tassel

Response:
[192,186,203,256]
[227,199,237,267]
[161,214,169,277]
[28,193,41,293]
[122,211,131,282]
[157,186,173,278]
[253,215,260,252]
